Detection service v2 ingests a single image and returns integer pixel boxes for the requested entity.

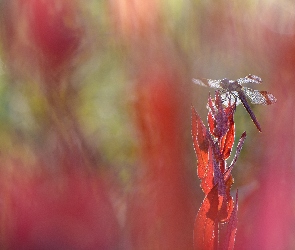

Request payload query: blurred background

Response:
[0,0,294,249]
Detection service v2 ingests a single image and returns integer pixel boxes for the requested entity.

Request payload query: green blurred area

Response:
[0,0,284,181]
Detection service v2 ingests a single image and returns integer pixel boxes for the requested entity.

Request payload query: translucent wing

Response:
[206,79,223,89]
[242,87,277,105]
[192,78,208,87]
[237,74,262,85]
[220,91,242,106]
[193,78,222,89]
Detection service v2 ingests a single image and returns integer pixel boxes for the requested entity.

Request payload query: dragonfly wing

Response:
[192,78,208,87]
[193,78,223,89]
[220,91,242,106]
[206,79,223,89]
[242,87,277,105]
[237,75,262,85]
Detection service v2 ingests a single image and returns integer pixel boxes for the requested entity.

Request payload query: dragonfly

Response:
[193,74,277,132]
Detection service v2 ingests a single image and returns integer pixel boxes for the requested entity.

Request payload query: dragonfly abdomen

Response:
[238,92,262,132]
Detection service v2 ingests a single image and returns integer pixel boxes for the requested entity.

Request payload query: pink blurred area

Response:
[0,0,294,249]
[0,168,120,249]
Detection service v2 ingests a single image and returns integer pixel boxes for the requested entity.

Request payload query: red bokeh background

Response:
[0,0,294,249]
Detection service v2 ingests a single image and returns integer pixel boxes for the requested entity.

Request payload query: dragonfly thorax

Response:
[220,79,242,92]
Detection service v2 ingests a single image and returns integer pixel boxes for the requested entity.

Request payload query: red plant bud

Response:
[28,0,83,70]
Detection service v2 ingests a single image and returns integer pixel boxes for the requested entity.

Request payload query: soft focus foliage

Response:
[0,0,293,249]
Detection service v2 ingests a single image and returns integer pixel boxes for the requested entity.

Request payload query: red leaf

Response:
[192,107,214,193]
[221,176,234,222]
[220,191,239,250]
[194,180,234,250]
[212,158,232,222]
[194,192,217,250]
[220,108,235,160]
[203,150,232,221]
[227,132,247,172]
[207,145,235,222]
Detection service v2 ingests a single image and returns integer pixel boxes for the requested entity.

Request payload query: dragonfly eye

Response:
[221,78,229,83]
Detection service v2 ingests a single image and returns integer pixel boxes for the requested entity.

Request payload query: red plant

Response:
[127,59,194,250]
[1,0,85,87]
[192,92,247,250]
[28,0,83,71]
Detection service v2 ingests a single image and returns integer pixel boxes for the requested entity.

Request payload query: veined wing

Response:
[237,74,262,85]
[242,87,277,105]
[193,78,222,89]
[220,91,242,106]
